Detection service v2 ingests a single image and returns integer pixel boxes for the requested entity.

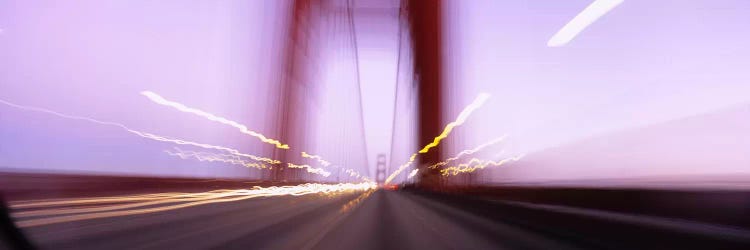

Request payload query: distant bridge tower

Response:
[375,154,387,184]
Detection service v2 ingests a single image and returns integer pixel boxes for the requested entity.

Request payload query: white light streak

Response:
[547,0,624,47]
[141,91,290,149]
[0,98,280,164]
[407,169,418,179]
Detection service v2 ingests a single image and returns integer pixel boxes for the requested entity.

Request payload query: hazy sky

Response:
[0,1,288,178]
[2,0,749,183]
[354,1,400,177]
[440,0,750,182]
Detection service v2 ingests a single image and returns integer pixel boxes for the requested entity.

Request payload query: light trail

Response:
[141,92,373,181]
[547,0,624,47]
[301,152,331,167]
[419,93,490,154]
[11,191,232,209]
[300,153,371,182]
[141,92,358,178]
[11,182,376,227]
[13,189,254,217]
[385,93,491,184]
[287,163,332,177]
[141,91,290,149]
[339,189,375,213]
[428,135,507,169]
[386,154,417,183]
[166,148,334,178]
[440,155,524,176]
[407,169,419,179]
[0,98,281,164]
[165,148,269,170]
[342,169,372,183]
[344,169,360,178]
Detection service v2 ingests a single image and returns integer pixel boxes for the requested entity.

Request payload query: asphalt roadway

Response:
[8,190,750,250]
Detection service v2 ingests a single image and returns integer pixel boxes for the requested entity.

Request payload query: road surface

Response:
[7,190,750,249]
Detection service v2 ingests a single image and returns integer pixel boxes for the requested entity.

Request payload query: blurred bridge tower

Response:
[273,0,321,182]
[375,154,387,184]
[406,0,445,189]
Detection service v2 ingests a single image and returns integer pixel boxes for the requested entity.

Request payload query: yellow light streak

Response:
[428,135,507,169]
[301,152,331,167]
[141,91,289,149]
[385,93,491,184]
[419,93,490,154]
[12,182,376,227]
[11,191,230,209]
[340,189,374,213]
[440,155,524,176]
[141,92,370,182]
[139,92,355,178]
[0,98,281,164]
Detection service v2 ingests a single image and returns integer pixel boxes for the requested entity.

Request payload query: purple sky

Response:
[354,0,400,177]
[0,1,289,178]
[439,0,750,183]
[2,0,749,184]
